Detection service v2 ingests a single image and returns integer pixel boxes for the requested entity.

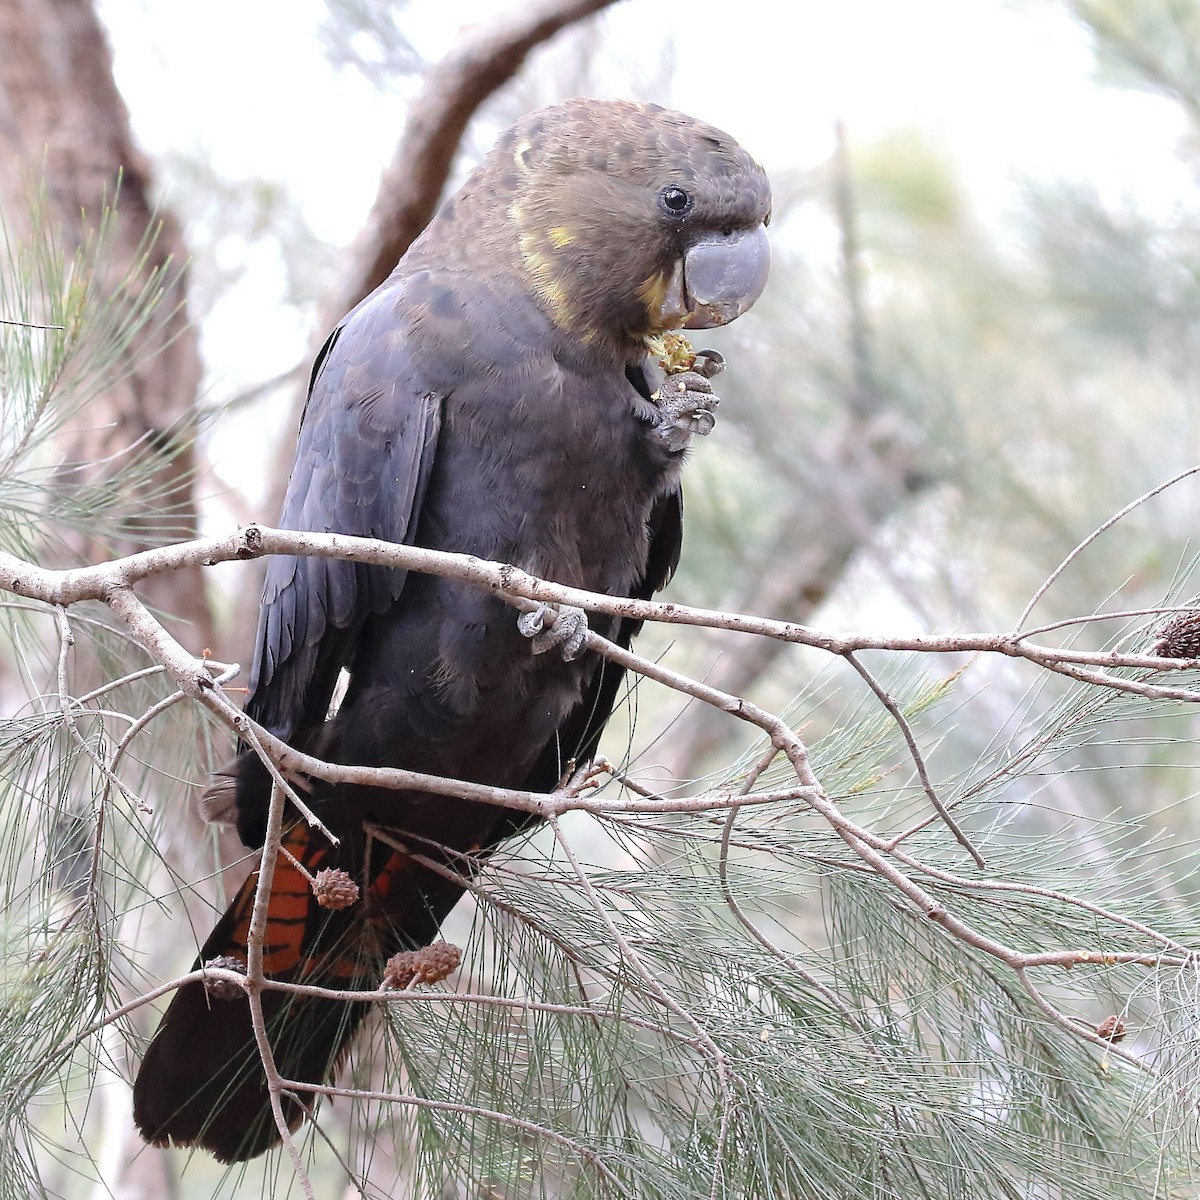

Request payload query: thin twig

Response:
[881,848,1195,958]
[76,662,170,705]
[1013,965,1153,1073]
[1015,463,1200,631]
[243,782,316,1198]
[844,650,986,868]
[99,664,240,816]
[1019,604,1197,640]
[236,719,338,843]
[0,315,64,329]
[280,1078,628,1193]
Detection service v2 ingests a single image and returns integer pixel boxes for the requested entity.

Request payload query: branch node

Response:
[236,524,265,558]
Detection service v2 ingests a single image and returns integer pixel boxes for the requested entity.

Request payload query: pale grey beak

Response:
[681,223,771,329]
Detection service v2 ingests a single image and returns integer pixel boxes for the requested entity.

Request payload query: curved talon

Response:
[516,605,549,639]
[517,603,589,661]
[691,348,725,380]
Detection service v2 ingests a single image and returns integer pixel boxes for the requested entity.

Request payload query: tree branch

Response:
[6,509,1196,1178]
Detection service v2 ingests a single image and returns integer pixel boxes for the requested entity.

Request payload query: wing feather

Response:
[244,283,442,740]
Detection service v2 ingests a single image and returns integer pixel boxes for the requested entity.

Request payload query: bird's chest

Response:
[432,370,675,596]
[339,358,681,801]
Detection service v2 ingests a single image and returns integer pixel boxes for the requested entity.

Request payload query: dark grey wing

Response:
[244,282,442,741]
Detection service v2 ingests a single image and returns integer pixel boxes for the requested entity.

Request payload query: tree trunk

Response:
[0,2,224,1192]
[0,0,211,646]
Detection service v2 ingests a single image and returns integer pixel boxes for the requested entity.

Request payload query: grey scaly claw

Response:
[653,368,720,452]
[516,604,548,639]
[517,603,589,661]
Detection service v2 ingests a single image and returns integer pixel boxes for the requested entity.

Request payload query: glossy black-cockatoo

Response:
[133,98,771,1162]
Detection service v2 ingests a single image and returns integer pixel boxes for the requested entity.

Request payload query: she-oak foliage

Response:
[6,109,1200,1200]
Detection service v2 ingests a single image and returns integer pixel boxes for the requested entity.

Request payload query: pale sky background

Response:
[99,0,1191,242]
[94,0,1195,510]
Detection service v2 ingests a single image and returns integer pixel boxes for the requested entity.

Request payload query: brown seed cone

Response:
[1096,1014,1127,1042]
[1152,611,1200,659]
[381,951,418,990]
[202,955,247,1001]
[313,868,360,910]
[381,940,462,990]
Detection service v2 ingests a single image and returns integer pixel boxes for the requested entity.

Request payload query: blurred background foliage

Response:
[8,0,1200,1195]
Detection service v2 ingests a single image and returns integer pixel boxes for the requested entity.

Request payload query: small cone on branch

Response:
[202,955,247,1001]
[1096,1014,1126,1042]
[1152,610,1200,659]
[313,868,360,910]
[382,941,462,989]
